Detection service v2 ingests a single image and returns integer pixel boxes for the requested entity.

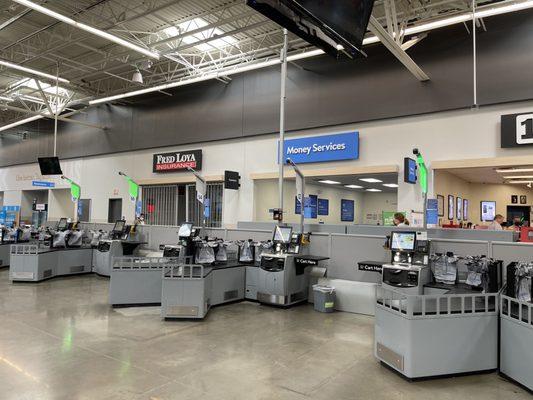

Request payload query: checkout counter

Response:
[374,230,502,379]
[9,218,93,282]
[93,220,145,276]
[257,225,328,306]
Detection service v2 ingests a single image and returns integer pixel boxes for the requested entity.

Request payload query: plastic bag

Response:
[90,231,102,247]
[67,231,83,247]
[465,256,491,292]
[515,263,533,302]
[239,241,254,263]
[20,228,32,241]
[216,242,228,262]
[430,253,458,285]
[254,241,273,263]
[196,243,215,264]
[53,231,68,248]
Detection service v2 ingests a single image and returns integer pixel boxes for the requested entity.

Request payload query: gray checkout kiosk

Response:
[161,224,327,319]
[375,230,501,379]
[0,227,24,267]
[9,218,93,282]
[257,225,328,306]
[93,220,145,276]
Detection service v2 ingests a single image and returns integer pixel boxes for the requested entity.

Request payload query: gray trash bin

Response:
[313,284,336,313]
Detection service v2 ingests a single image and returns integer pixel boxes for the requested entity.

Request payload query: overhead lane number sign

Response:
[280,132,359,164]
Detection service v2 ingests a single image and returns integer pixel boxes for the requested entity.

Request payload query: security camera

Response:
[413,148,419,156]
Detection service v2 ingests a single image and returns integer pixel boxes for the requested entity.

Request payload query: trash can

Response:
[313,284,336,313]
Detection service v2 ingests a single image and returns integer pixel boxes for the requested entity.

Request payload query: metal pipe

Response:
[54,63,58,156]
[287,158,305,234]
[278,29,288,221]
[472,0,477,106]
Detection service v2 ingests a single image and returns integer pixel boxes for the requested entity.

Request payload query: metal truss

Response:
[0,0,511,133]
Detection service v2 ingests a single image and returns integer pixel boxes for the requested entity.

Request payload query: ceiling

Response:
[310,172,399,193]
[0,0,516,136]
[442,166,533,186]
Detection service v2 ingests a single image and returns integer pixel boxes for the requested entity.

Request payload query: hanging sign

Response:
[153,150,202,172]
[501,113,533,147]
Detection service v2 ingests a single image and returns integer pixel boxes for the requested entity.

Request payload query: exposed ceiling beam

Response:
[368,16,430,81]
[0,103,106,130]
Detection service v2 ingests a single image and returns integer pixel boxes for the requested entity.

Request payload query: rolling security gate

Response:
[140,185,178,226]
[140,183,223,227]
[186,183,223,227]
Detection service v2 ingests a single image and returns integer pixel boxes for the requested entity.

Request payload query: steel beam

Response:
[0,103,106,130]
[368,16,430,82]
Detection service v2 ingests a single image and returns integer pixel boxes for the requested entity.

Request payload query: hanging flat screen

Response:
[38,157,63,175]
[246,0,375,58]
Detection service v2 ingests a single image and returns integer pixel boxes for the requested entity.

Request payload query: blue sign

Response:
[136,200,142,217]
[32,180,55,188]
[295,195,318,219]
[341,199,355,222]
[426,198,439,225]
[204,198,211,219]
[318,198,329,216]
[404,158,417,184]
[0,211,5,225]
[280,132,359,164]
[2,205,20,212]
[77,201,83,218]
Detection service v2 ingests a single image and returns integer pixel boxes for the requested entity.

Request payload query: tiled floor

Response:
[0,269,529,400]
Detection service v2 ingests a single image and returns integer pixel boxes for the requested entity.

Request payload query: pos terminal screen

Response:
[112,220,126,233]
[178,223,193,237]
[273,226,292,243]
[57,218,68,230]
[390,232,416,252]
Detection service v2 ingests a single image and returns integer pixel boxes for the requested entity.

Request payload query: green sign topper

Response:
[62,176,80,201]
[118,172,139,202]
[415,153,428,194]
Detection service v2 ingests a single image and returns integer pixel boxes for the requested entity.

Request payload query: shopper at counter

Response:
[393,213,410,227]
[488,214,504,230]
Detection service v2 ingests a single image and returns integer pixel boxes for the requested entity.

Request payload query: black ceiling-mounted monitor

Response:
[38,157,63,175]
[246,0,376,59]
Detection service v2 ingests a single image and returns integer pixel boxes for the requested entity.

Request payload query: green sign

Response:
[416,153,428,194]
[382,211,405,226]
[127,178,139,200]
[70,182,81,200]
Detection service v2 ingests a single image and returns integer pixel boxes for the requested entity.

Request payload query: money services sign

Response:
[280,132,359,164]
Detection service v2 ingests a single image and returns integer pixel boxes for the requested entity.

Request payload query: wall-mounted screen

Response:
[318,198,329,216]
[448,195,454,221]
[437,195,444,217]
[481,201,497,222]
[341,199,355,222]
[456,197,463,221]
[295,195,318,218]
[463,199,469,220]
[403,157,417,184]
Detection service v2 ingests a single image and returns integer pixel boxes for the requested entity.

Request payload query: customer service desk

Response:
[9,244,93,282]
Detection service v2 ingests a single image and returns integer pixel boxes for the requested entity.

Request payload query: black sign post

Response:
[501,113,533,148]
[152,150,202,173]
[224,170,241,190]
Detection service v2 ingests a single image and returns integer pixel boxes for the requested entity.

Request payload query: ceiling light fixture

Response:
[0,115,42,133]
[344,184,363,189]
[13,0,159,59]
[507,180,533,184]
[360,178,383,183]
[132,69,143,84]
[496,167,533,173]
[382,183,399,188]
[0,59,69,83]
[318,180,341,185]
[503,175,533,179]
[366,188,382,192]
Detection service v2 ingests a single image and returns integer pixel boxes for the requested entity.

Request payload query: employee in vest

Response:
[488,214,504,230]
[393,213,410,227]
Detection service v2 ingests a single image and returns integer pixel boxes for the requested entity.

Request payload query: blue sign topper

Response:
[280,132,359,164]
[32,180,55,188]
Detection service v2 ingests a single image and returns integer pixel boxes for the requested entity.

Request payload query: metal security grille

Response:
[186,183,223,227]
[140,185,178,226]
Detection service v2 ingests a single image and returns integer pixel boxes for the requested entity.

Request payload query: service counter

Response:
[9,244,93,282]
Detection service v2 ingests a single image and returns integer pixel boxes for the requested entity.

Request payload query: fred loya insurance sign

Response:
[280,132,359,164]
[153,149,202,173]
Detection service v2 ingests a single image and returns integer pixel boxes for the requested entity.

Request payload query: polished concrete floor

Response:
[0,269,530,400]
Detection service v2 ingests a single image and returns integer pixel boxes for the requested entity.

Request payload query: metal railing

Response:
[112,256,179,270]
[163,263,205,280]
[10,244,38,255]
[376,286,499,319]
[501,292,533,328]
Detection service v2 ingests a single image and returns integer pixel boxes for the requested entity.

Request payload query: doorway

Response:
[506,205,531,226]
[108,198,122,223]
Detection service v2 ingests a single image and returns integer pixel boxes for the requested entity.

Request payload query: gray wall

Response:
[2,10,533,166]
